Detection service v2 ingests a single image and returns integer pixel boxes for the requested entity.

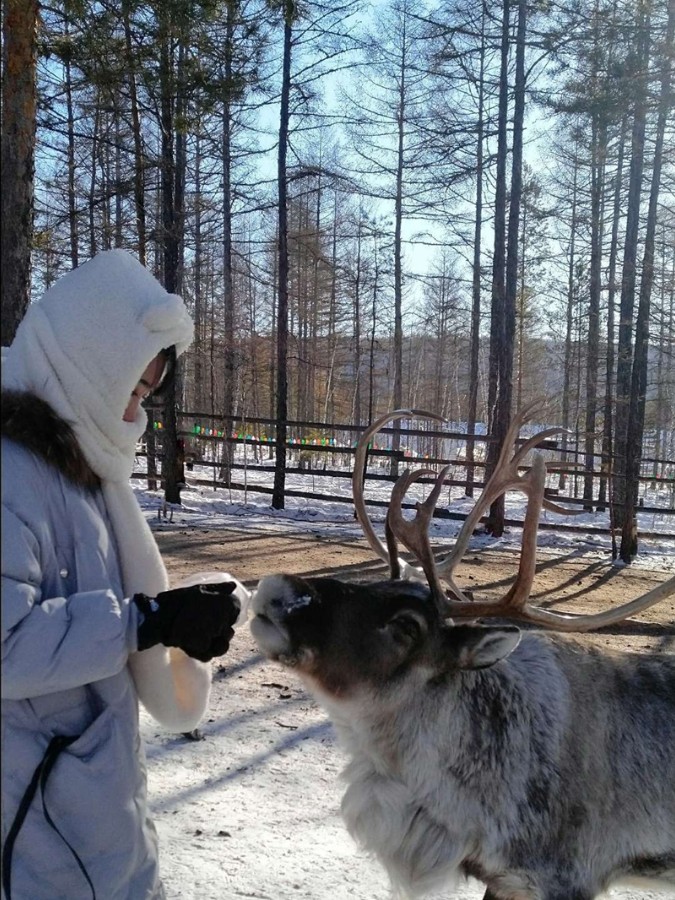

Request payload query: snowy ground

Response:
[132,458,675,572]
[133,461,674,900]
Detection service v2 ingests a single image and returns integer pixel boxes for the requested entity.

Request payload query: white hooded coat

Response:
[1,251,213,899]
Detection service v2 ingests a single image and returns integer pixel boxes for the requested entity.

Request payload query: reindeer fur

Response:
[252,574,675,900]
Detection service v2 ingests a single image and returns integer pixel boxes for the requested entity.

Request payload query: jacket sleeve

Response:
[1,479,139,702]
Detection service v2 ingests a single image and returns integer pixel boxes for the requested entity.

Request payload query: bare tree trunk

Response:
[485,0,518,537]
[1,0,38,342]
[270,231,278,421]
[122,0,147,264]
[220,3,236,484]
[64,19,79,269]
[324,190,339,423]
[352,215,364,426]
[559,147,579,492]
[88,101,100,257]
[620,0,673,561]
[158,9,184,507]
[504,0,526,401]
[193,132,204,411]
[391,9,408,478]
[597,115,627,511]
[653,226,667,477]
[612,1,650,547]
[368,247,381,424]
[272,6,294,510]
[583,89,606,509]
[486,0,509,434]
[114,109,123,247]
[466,0,486,499]
[100,114,112,250]
[516,201,526,412]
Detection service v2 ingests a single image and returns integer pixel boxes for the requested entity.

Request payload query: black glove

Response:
[134,582,241,662]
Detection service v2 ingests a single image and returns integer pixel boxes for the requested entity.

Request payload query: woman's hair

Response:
[147,346,177,404]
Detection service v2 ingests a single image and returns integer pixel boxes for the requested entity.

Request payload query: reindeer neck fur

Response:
[307,634,574,899]
[252,573,675,899]
[314,632,569,779]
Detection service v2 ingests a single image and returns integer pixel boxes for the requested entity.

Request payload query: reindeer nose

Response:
[254,575,311,621]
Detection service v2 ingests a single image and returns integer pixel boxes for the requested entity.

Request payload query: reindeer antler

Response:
[354,405,675,632]
[352,409,446,586]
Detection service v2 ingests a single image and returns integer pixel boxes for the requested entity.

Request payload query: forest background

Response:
[1,0,674,563]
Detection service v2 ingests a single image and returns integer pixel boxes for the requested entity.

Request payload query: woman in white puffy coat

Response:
[1,251,245,899]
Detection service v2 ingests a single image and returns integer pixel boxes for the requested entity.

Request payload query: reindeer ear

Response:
[452,625,521,670]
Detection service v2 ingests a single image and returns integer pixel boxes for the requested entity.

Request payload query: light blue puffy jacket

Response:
[2,437,164,900]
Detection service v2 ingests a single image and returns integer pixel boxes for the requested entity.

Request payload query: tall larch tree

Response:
[1,0,39,343]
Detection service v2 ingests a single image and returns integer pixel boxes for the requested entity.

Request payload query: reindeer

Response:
[251,406,675,900]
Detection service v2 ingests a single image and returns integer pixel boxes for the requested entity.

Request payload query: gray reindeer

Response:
[251,407,675,900]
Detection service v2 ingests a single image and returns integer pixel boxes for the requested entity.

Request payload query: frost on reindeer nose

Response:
[250,576,318,662]
[253,574,316,620]
[279,592,313,613]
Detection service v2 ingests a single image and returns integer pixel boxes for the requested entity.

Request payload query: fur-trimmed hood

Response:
[1,249,193,483]
[1,389,99,490]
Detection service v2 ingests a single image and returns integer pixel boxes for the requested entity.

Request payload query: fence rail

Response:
[135,411,675,537]
[171,410,675,472]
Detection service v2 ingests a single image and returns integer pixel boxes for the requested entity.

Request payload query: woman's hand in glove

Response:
[134,582,241,662]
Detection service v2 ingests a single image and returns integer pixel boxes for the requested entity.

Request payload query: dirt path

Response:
[155,525,674,653]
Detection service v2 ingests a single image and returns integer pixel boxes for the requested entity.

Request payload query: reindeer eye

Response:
[387,611,425,646]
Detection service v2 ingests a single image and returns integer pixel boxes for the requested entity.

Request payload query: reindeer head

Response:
[251,574,521,699]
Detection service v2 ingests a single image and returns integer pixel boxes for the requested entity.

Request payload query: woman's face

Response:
[122,353,169,423]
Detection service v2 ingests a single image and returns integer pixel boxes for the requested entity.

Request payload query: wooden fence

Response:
[133,410,675,537]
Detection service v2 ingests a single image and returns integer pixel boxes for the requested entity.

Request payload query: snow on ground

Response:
[132,458,675,573]
[133,461,674,899]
